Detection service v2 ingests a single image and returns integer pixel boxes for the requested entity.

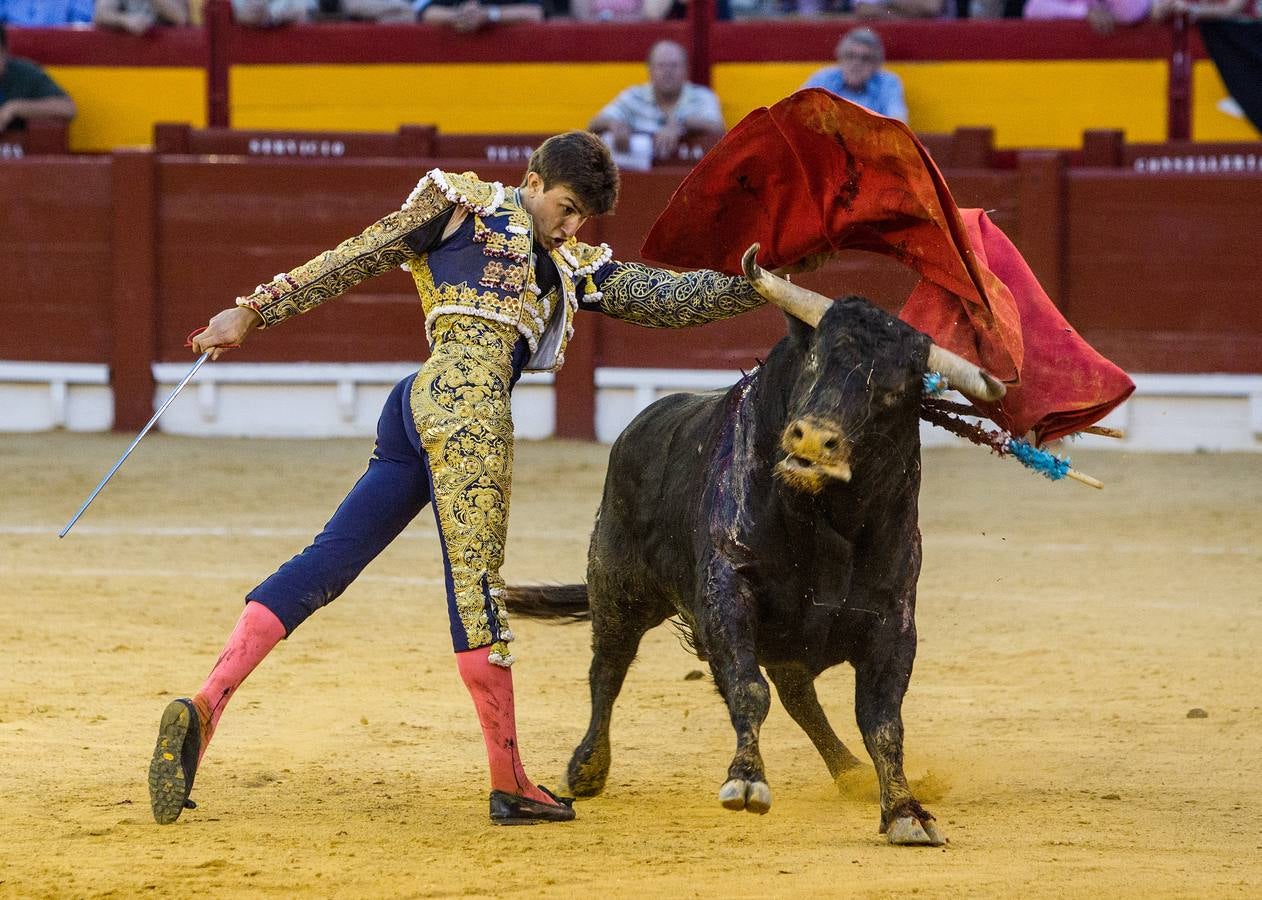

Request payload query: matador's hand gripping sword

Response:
[59,329,236,538]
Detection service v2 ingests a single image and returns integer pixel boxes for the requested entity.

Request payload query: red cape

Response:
[641,89,1133,442]
[907,209,1134,443]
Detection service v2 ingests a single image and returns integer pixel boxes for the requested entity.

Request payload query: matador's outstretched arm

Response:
[591,262,764,329]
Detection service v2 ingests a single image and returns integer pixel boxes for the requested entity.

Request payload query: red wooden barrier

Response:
[154,123,437,158]
[0,122,70,159]
[2,142,1260,436]
[0,157,112,363]
[112,150,158,430]
[1079,128,1262,172]
[1063,170,1262,374]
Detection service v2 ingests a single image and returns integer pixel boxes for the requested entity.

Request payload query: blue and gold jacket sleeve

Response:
[584,259,764,329]
[235,178,454,329]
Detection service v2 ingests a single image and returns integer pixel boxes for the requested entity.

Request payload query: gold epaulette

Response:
[405,168,508,217]
[555,239,615,305]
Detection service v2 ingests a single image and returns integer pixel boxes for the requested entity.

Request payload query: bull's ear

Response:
[784,311,814,344]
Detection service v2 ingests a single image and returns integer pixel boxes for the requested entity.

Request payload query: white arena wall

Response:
[2,361,1261,453]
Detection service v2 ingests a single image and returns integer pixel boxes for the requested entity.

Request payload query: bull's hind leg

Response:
[766,665,864,781]
[564,579,669,798]
[698,564,773,814]
[854,627,946,847]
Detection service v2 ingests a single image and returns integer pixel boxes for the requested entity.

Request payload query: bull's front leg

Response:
[853,617,946,846]
[696,559,773,815]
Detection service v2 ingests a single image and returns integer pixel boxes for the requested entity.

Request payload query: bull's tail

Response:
[502,584,591,621]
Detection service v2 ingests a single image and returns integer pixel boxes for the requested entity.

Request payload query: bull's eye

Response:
[824,437,839,451]
[790,424,805,441]
[880,389,906,408]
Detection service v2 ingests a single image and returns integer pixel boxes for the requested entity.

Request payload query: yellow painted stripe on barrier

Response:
[1192,59,1262,142]
[47,67,206,152]
[231,63,644,133]
[714,60,1169,148]
[234,59,1169,148]
[46,59,1244,152]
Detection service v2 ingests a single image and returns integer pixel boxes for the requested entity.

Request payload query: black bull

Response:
[508,290,966,846]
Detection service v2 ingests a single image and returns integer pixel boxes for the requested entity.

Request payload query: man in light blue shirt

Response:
[0,0,94,25]
[802,28,908,124]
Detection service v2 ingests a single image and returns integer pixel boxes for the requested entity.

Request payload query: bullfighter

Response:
[147,130,766,827]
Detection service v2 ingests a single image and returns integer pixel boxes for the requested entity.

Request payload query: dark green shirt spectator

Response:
[0,24,78,131]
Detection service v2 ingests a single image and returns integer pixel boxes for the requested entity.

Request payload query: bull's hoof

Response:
[562,771,605,799]
[886,816,946,847]
[718,778,772,814]
[564,745,610,798]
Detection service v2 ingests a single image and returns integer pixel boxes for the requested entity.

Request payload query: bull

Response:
[508,245,1005,845]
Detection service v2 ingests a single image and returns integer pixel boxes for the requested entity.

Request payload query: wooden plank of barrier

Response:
[554,317,597,441]
[153,123,438,158]
[1063,168,1262,372]
[1076,129,1262,172]
[431,133,553,165]
[0,157,113,362]
[0,122,69,158]
[1016,151,1066,306]
[110,150,159,431]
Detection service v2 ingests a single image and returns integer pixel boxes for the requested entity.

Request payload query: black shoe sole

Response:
[488,788,576,825]
[148,699,198,825]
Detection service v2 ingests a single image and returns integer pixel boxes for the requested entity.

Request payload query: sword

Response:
[60,329,228,538]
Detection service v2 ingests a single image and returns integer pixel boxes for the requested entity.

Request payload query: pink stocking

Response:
[191,600,286,761]
[455,648,560,806]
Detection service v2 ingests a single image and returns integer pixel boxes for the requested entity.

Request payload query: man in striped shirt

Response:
[589,39,726,164]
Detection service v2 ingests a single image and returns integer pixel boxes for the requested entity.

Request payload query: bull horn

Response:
[742,244,833,327]
[927,344,1007,402]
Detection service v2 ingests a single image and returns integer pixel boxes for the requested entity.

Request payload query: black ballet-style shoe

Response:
[488,785,577,825]
[147,698,202,825]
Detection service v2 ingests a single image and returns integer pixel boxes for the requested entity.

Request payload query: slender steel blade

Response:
[59,351,212,538]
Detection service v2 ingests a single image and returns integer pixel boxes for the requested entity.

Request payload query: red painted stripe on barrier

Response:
[5,20,1209,70]
[712,21,1191,63]
[224,21,690,65]
[5,26,208,67]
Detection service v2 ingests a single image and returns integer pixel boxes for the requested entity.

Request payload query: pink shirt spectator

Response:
[1025,0,1150,22]
[586,0,641,17]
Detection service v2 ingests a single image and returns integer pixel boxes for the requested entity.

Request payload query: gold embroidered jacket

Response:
[235,169,764,372]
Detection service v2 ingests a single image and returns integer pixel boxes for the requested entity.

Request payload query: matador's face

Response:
[521,171,590,251]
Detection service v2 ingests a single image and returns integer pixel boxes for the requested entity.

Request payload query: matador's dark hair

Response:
[0,24,8,52]
[526,130,620,217]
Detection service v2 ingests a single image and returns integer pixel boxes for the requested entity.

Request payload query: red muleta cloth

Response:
[642,88,1133,443]
[908,209,1134,444]
[641,88,1023,384]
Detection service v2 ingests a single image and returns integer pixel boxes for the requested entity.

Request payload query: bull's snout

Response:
[776,418,852,493]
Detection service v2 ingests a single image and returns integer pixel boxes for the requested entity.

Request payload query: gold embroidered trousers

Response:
[411,315,518,665]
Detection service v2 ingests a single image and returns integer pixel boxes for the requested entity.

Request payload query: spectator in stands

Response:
[1024,0,1149,33]
[588,39,725,163]
[1150,0,1254,20]
[0,0,93,24]
[0,24,76,133]
[336,0,414,19]
[852,0,945,17]
[802,29,908,123]
[569,0,680,20]
[420,0,543,30]
[231,0,312,26]
[93,0,189,34]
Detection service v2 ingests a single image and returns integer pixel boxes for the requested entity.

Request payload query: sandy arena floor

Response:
[0,432,1259,898]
